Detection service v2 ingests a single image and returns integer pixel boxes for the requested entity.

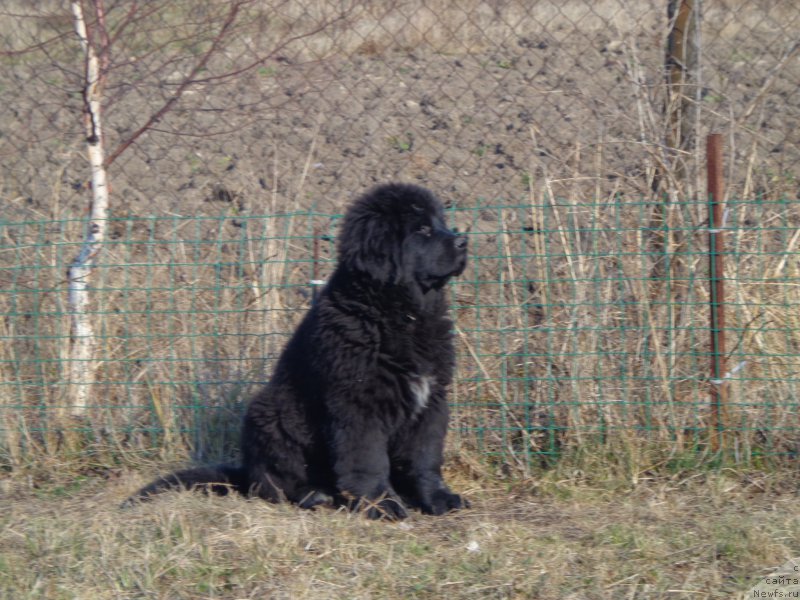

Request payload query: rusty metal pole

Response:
[706,133,727,451]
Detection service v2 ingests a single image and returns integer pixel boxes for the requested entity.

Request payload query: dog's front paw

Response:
[419,489,470,516]
[349,493,409,521]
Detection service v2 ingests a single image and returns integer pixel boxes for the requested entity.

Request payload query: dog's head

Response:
[338,183,468,290]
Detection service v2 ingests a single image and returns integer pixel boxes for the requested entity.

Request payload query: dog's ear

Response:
[338,205,400,282]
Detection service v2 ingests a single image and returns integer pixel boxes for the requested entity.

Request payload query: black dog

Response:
[126,183,469,519]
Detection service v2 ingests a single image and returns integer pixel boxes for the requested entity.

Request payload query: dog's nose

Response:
[454,234,468,250]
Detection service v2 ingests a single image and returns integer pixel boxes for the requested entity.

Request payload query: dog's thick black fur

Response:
[126,183,469,519]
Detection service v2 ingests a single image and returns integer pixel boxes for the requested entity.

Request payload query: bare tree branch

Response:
[103,0,246,168]
[103,1,353,167]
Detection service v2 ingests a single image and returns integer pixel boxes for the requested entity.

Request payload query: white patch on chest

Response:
[408,375,434,415]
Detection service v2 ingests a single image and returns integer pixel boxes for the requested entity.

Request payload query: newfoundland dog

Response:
[127,183,469,520]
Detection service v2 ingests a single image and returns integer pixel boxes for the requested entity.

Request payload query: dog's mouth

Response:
[451,253,468,277]
[449,234,468,276]
[416,249,468,291]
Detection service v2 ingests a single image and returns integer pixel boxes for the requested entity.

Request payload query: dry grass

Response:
[236,0,800,58]
[2,463,798,599]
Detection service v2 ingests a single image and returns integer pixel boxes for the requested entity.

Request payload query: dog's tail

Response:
[122,464,248,507]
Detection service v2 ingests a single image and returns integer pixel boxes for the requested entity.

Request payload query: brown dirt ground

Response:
[3,7,798,222]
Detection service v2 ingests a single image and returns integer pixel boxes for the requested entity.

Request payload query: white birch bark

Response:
[68,1,108,416]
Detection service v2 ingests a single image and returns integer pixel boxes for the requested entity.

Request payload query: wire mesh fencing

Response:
[2,195,798,466]
[2,1,798,222]
[0,1,798,466]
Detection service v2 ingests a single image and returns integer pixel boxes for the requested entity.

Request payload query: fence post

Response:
[665,0,698,181]
[706,133,728,451]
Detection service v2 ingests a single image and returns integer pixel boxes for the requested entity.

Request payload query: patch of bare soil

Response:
[5,26,798,222]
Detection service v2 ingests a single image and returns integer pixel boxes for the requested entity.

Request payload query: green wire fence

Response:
[1,196,798,467]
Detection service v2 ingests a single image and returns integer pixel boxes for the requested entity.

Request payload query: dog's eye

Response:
[418,225,432,236]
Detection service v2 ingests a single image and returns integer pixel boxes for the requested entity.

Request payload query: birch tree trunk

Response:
[67,0,109,416]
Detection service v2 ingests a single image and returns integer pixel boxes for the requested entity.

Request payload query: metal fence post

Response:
[706,133,728,451]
